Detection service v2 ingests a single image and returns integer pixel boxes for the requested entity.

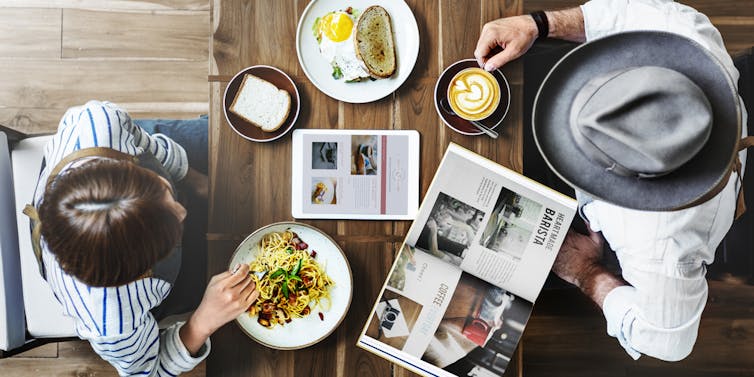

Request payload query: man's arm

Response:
[552,228,626,309]
[545,8,586,43]
[474,7,585,71]
[554,225,707,361]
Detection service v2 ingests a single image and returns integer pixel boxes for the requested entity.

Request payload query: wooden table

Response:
[207,1,524,376]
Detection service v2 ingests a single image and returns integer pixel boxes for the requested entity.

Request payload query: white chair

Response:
[0,126,76,357]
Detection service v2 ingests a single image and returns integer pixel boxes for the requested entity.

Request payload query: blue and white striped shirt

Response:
[34,101,207,376]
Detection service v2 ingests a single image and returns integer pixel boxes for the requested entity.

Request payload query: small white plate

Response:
[296,0,420,103]
[229,222,353,349]
[223,65,300,142]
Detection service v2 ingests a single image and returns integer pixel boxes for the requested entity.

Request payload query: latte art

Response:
[448,68,501,121]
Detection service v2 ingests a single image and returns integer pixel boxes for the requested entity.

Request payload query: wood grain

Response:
[341,242,395,377]
[62,9,208,60]
[0,0,209,11]
[211,0,299,77]
[405,0,441,77]
[11,342,58,358]
[523,281,754,376]
[0,59,206,108]
[0,8,61,59]
[208,82,257,234]
[440,0,481,69]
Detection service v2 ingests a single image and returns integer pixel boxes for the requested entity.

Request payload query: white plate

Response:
[296,0,420,103]
[229,222,353,349]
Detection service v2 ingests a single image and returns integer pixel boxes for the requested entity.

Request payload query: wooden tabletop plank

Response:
[405,0,441,77]
[340,242,396,377]
[211,0,245,77]
[212,0,300,77]
[439,0,481,69]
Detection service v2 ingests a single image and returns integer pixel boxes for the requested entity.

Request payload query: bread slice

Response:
[354,6,397,78]
[229,74,291,132]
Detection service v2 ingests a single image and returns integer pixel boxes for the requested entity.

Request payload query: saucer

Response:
[223,65,300,143]
[434,59,511,136]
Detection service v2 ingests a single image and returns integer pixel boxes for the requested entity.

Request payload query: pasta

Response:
[247,230,334,328]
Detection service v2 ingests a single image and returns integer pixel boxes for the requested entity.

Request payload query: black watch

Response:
[530,10,549,39]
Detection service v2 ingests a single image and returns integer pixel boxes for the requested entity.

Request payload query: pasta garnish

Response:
[248,230,334,328]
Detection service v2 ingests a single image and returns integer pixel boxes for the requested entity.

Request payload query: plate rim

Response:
[434,58,512,136]
[229,221,353,350]
[295,0,420,104]
[222,65,301,143]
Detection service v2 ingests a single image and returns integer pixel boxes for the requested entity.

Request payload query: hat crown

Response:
[570,66,713,178]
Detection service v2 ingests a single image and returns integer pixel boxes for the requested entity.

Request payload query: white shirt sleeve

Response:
[579,0,747,361]
[584,180,737,361]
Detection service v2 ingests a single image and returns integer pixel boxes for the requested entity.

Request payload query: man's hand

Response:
[474,8,586,71]
[552,227,604,287]
[474,15,539,71]
[553,227,626,308]
[180,264,259,355]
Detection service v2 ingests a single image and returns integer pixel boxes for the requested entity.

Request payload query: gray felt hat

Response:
[533,31,742,211]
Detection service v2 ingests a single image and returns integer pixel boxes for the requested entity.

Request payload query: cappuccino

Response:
[447,68,501,121]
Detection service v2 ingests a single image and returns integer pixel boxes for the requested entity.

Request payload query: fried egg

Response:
[316,10,370,81]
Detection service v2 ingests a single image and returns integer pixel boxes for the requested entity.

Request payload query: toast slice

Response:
[229,74,291,132]
[354,6,397,78]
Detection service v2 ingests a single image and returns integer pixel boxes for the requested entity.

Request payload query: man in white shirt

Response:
[474,0,749,361]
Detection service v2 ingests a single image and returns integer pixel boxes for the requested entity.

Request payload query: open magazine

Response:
[358,143,577,377]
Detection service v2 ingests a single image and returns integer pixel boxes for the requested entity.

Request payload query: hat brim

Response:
[533,31,741,211]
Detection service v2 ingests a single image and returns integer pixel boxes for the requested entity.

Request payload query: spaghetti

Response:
[247,230,334,328]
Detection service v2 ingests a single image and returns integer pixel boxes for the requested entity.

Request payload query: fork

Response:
[253,270,267,280]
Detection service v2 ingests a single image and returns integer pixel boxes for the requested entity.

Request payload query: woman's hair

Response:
[39,159,182,287]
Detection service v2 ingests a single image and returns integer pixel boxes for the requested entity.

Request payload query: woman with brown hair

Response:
[29,100,256,376]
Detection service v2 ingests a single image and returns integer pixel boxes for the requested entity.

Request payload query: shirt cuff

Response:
[603,285,642,360]
[153,134,189,181]
[169,321,211,368]
[580,0,626,41]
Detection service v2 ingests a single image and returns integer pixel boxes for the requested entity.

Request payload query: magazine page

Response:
[359,244,533,377]
[404,143,576,302]
[291,129,420,220]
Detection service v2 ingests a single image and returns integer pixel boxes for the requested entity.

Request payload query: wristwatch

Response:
[530,10,549,39]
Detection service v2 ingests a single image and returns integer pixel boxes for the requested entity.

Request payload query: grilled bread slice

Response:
[354,6,396,78]
[229,74,290,132]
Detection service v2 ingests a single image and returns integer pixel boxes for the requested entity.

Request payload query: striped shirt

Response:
[34,100,207,376]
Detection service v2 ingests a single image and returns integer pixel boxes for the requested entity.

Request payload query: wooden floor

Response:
[0,1,209,376]
[0,0,209,135]
[2,0,753,376]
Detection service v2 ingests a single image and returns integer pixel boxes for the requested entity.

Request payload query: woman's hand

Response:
[180,264,259,355]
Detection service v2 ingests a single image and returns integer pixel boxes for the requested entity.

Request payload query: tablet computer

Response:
[292,129,420,220]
